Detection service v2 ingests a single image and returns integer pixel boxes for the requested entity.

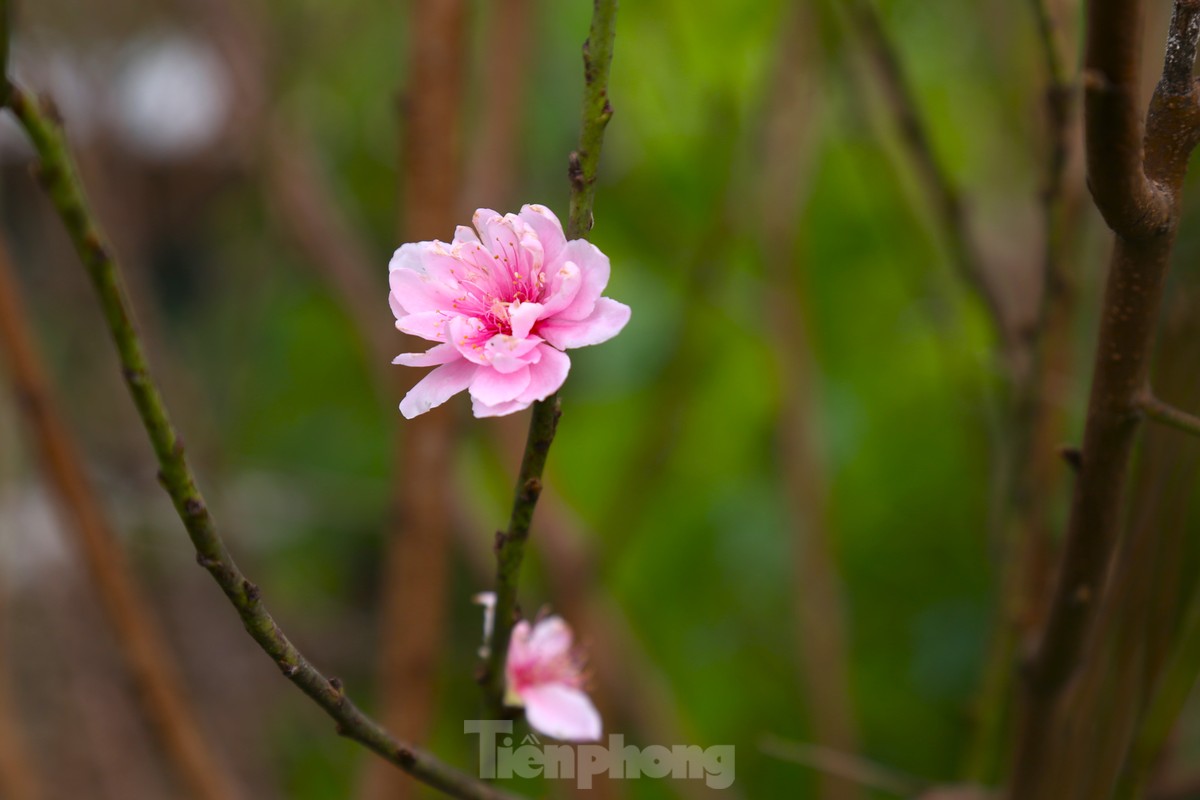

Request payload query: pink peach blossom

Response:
[504,615,602,742]
[390,205,631,418]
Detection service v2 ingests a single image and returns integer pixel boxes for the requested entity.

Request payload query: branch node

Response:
[521,477,542,501]
[1081,68,1112,94]
[568,151,585,189]
[1059,445,1083,472]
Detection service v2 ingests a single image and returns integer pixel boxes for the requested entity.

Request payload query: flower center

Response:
[488,297,512,335]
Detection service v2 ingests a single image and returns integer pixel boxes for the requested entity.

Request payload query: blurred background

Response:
[4,0,1200,798]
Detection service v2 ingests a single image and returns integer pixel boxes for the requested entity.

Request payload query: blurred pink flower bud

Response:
[389,205,630,418]
[505,615,601,742]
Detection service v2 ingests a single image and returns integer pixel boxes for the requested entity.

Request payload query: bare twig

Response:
[1137,390,1200,437]
[760,735,929,798]
[1120,596,1200,798]
[0,594,39,800]
[964,0,1083,783]
[464,0,535,210]
[839,0,1011,348]
[1109,293,1200,797]
[264,128,393,373]
[1009,1,1200,797]
[0,234,242,799]
[4,82,521,800]
[565,0,618,242]
[365,2,469,798]
[479,0,619,715]
[480,397,562,713]
[757,8,862,800]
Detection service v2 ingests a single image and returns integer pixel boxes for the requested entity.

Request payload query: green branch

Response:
[5,82,520,800]
[566,0,619,242]
[479,0,620,715]
[480,397,562,713]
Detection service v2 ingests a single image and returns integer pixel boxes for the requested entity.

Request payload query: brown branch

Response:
[1150,772,1200,800]
[0,232,243,800]
[757,7,862,800]
[264,127,394,374]
[464,0,535,210]
[1081,0,1173,234]
[760,736,930,798]
[365,1,469,798]
[1009,1,1200,797]
[4,81,520,800]
[0,593,40,800]
[964,0,1084,783]
[840,0,1012,349]
[1138,390,1200,437]
[1112,292,1200,797]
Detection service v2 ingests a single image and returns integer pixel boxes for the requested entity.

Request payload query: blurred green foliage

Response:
[14,0,1164,797]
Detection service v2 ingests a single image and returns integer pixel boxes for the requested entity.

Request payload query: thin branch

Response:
[464,0,535,210]
[0,597,39,800]
[757,7,863,800]
[1139,390,1200,437]
[1081,0,1173,234]
[4,82,521,800]
[1109,297,1200,798]
[264,127,394,373]
[480,398,561,712]
[479,0,619,715]
[565,0,619,242]
[759,736,929,798]
[1030,0,1069,90]
[1119,557,1200,798]
[1009,1,1200,797]
[839,0,1011,348]
[1150,773,1200,800]
[0,235,243,799]
[964,0,1083,784]
[367,2,469,798]
[479,424,723,799]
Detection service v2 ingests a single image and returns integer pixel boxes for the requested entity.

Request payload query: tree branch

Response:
[367,2,469,798]
[1082,0,1174,234]
[480,398,561,713]
[1009,1,1200,796]
[759,735,930,798]
[756,9,863,800]
[0,597,39,800]
[840,0,1011,348]
[1138,390,1200,436]
[4,82,520,800]
[0,233,244,800]
[479,0,619,715]
[565,0,619,242]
